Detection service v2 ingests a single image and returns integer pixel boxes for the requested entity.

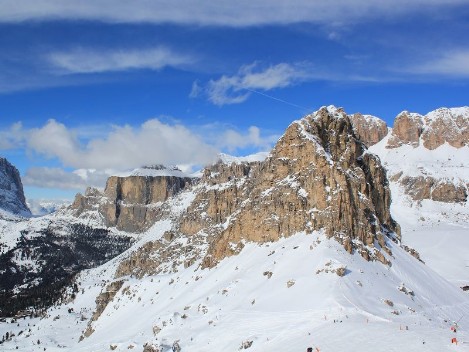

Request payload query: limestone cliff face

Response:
[387,111,423,148]
[0,157,31,216]
[71,174,193,232]
[394,175,467,203]
[349,113,388,147]
[387,107,469,149]
[177,106,399,268]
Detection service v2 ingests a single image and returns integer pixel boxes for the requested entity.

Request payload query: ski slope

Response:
[1,227,468,351]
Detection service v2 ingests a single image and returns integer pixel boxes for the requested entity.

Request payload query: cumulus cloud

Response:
[199,62,313,105]
[0,122,24,150]
[218,126,278,152]
[48,47,193,74]
[0,1,466,26]
[1,116,281,193]
[28,120,80,160]
[193,122,280,155]
[23,167,109,190]
[3,117,279,190]
[21,119,219,169]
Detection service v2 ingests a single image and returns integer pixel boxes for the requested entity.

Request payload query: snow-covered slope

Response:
[370,134,469,287]
[1,224,468,351]
[0,208,136,319]
[1,106,468,351]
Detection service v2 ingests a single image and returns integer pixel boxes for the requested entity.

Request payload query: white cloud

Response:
[0,122,24,150]
[194,122,280,154]
[203,62,313,105]
[3,117,281,192]
[22,119,218,169]
[4,117,279,171]
[48,47,193,74]
[28,119,80,159]
[409,50,469,77]
[23,167,109,190]
[0,1,466,26]
[218,126,278,152]
[189,80,203,98]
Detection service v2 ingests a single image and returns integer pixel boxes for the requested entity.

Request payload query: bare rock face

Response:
[101,175,192,232]
[397,175,467,203]
[387,111,423,148]
[0,157,31,216]
[421,107,469,149]
[71,174,193,232]
[387,107,469,149]
[349,113,388,147]
[177,106,400,268]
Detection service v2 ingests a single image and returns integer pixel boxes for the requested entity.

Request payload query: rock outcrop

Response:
[387,107,469,149]
[81,280,124,339]
[115,106,401,278]
[0,157,30,216]
[397,175,467,203]
[71,171,193,232]
[387,111,423,148]
[178,106,400,268]
[349,113,388,147]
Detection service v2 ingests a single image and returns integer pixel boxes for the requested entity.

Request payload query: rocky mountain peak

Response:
[387,106,469,149]
[70,170,194,232]
[0,157,31,217]
[174,106,400,269]
[349,112,388,147]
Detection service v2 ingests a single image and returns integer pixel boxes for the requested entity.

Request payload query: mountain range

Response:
[0,105,468,351]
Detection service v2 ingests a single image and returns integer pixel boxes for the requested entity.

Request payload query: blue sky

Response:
[0,1,468,201]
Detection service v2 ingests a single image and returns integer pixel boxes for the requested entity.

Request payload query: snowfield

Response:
[369,135,469,287]
[1,228,468,351]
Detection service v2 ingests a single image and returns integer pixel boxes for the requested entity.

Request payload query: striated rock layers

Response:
[0,157,30,216]
[71,175,193,232]
[387,107,469,149]
[177,106,400,268]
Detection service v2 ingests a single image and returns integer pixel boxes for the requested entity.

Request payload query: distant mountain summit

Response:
[0,157,30,217]
[348,106,469,151]
[348,107,469,205]
[387,107,469,150]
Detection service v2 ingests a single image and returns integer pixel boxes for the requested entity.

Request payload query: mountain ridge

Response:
[0,105,468,351]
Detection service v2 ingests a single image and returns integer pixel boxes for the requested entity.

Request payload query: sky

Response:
[0,0,468,201]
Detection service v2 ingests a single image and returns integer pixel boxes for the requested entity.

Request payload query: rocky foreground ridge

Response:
[104,106,401,282]
[1,105,467,320]
[69,105,469,281]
